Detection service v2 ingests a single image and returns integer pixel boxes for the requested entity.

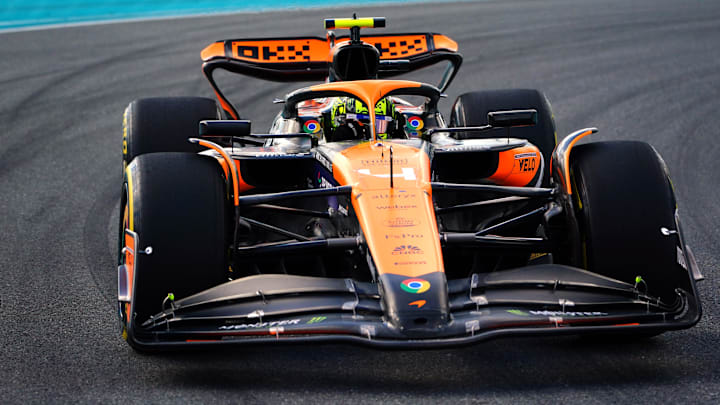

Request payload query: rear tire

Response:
[122,152,228,330]
[450,89,557,186]
[123,97,220,166]
[571,141,682,305]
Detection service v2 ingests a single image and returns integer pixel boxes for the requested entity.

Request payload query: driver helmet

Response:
[329,97,400,140]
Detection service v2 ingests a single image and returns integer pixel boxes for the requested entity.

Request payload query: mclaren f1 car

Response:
[118,16,703,350]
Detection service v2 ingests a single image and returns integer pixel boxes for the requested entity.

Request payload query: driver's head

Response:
[328,97,400,141]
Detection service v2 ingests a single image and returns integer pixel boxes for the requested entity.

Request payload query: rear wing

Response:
[201,33,462,118]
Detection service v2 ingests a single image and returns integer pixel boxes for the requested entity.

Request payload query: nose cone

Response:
[328,141,450,336]
[380,272,450,336]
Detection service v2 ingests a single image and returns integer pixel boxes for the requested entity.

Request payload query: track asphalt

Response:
[0,0,718,403]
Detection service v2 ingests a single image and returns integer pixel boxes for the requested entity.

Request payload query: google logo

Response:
[400,278,431,294]
[303,119,321,133]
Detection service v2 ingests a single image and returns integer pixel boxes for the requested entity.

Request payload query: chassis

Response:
[117,17,702,350]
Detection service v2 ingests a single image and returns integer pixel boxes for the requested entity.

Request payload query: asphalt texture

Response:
[1,0,719,403]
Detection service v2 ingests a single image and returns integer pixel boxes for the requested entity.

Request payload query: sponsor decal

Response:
[306,316,327,324]
[385,217,418,228]
[513,152,538,173]
[375,204,418,210]
[360,158,408,166]
[232,42,316,62]
[303,119,321,134]
[384,232,424,240]
[315,151,332,172]
[219,319,300,330]
[317,172,334,189]
[371,192,417,200]
[529,310,608,317]
[253,152,291,157]
[408,300,426,308]
[506,309,608,317]
[529,252,548,261]
[401,278,431,294]
[394,260,427,266]
[392,245,423,255]
[358,167,416,181]
[406,116,424,130]
[436,145,489,152]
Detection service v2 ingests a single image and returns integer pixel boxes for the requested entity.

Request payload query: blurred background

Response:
[0,0,456,31]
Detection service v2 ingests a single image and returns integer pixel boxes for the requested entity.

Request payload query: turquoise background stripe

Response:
[0,0,444,30]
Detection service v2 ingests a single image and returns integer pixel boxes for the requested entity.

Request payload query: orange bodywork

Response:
[332,142,443,277]
[124,232,135,295]
[200,41,225,61]
[228,38,330,63]
[196,139,243,206]
[432,34,458,53]
[212,155,254,195]
[214,90,239,120]
[200,34,459,63]
[123,231,135,325]
[336,34,433,58]
[190,76,539,279]
[488,144,543,186]
[558,128,594,194]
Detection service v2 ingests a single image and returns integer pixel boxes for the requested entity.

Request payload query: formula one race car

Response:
[118,16,702,350]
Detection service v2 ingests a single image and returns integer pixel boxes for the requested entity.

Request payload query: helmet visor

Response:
[345,113,393,134]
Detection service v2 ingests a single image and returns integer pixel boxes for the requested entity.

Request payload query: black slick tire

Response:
[122,97,220,166]
[571,141,682,305]
[122,152,228,340]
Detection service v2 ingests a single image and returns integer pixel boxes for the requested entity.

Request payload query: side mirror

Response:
[199,120,251,137]
[488,109,537,128]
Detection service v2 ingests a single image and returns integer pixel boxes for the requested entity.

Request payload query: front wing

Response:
[125,263,702,350]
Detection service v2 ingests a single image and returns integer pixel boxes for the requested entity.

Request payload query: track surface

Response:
[1,0,719,402]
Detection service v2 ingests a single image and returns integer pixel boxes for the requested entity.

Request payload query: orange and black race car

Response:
[118,16,702,350]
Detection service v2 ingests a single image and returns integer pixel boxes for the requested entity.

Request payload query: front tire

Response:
[120,152,228,346]
[571,141,683,306]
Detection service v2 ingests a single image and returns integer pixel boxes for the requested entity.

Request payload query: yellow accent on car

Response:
[122,108,128,157]
[570,168,583,210]
[125,164,134,230]
[325,17,381,29]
